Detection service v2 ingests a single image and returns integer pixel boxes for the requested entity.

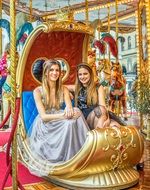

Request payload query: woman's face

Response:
[78,67,91,87]
[47,64,60,82]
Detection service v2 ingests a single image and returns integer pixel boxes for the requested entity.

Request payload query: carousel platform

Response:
[0,130,43,190]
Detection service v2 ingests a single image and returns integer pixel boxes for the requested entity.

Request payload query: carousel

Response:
[0,0,150,190]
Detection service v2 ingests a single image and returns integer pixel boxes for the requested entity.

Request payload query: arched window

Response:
[128,36,131,49]
[122,65,127,75]
[133,63,137,74]
[127,58,132,72]
[128,81,132,91]
[121,41,125,51]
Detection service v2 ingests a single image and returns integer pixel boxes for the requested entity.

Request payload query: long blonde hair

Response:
[75,63,98,106]
[42,59,62,110]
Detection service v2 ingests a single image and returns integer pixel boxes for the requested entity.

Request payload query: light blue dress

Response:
[26,88,89,176]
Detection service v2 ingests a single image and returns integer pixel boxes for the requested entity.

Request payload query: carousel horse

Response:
[109,61,127,119]
[97,59,127,125]
[97,58,111,107]
[0,53,9,99]
[97,58,111,87]
[0,16,33,48]
[87,49,98,82]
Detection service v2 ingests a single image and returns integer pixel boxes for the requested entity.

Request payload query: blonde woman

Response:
[28,59,89,175]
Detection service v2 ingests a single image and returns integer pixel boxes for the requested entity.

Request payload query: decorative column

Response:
[145,0,150,84]
[138,0,150,140]
[145,0,150,140]
[10,0,18,189]
[135,10,142,129]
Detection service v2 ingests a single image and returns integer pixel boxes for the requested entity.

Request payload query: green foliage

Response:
[130,79,150,115]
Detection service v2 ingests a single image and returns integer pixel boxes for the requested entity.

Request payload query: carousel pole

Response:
[85,0,89,24]
[135,9,142,130]
[115,0,119,62]
[115,0,120,116]
[29,0,33,22]
[98,9,101,60]
[10,0,18,189]
[82,0,89,62]
[107,6,111,60]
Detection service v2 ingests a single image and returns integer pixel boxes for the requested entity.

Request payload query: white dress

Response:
[26,93,90,176]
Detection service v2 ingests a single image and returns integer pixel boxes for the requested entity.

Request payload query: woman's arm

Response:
[97,85,107,107]
[33,87,64,122]
[63,86,81,119]
[97,85,110,127]
[64,85,75,92]
[63,86,74,118]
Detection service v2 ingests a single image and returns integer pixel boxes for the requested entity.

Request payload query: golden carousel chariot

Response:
[16,19,144,190]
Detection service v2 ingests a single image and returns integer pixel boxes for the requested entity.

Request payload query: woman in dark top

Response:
[74,63,112,130]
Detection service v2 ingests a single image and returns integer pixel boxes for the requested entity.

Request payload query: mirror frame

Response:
[31,57,70,84]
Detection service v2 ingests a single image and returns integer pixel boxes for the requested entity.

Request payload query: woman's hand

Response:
[64,107,81,119]
[64,107,74,119]
[102,116,110,128]
[73,110,81,119]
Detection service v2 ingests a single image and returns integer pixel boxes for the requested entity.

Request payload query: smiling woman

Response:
[27,59,90,176]
[32,58,70,83]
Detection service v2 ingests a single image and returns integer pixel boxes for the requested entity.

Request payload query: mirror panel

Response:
[32,58,70,83]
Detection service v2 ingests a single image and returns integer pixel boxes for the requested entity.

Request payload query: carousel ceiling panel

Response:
[74,4,129,21]
[20,0,87,12]
[2,0,138,27]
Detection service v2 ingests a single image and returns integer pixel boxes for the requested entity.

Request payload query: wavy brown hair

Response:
[75,63,98,107]
[42,59,63,110]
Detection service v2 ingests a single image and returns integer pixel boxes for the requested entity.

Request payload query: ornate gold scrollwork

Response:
[103,127,136,169]
[42,21,94,35]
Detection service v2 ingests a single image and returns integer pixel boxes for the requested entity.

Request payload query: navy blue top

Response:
[77,87,97,119]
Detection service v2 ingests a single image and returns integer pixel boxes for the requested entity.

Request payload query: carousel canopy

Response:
[2,0,138,32]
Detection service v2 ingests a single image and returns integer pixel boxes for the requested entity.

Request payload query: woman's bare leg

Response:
[86,106,109,129]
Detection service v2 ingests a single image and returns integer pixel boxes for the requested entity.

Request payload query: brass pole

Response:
[107,7,110,33]
[85,0,89,24]
[136,9,142,131]
[108,6,111,60]
[115,0,118,62]
[29,0,33,22]
[98,9,101,60]
[98,9,100,40]
[10,0,18,189]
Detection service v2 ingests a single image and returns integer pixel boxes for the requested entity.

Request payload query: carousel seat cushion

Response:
[22,91,38,133]
[22,91,74,133]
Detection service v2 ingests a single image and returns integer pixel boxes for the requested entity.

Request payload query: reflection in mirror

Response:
[32,58,46,82]
[32,58,69,83]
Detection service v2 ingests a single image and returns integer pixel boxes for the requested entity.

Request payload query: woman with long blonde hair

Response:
[27,59,89,176]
